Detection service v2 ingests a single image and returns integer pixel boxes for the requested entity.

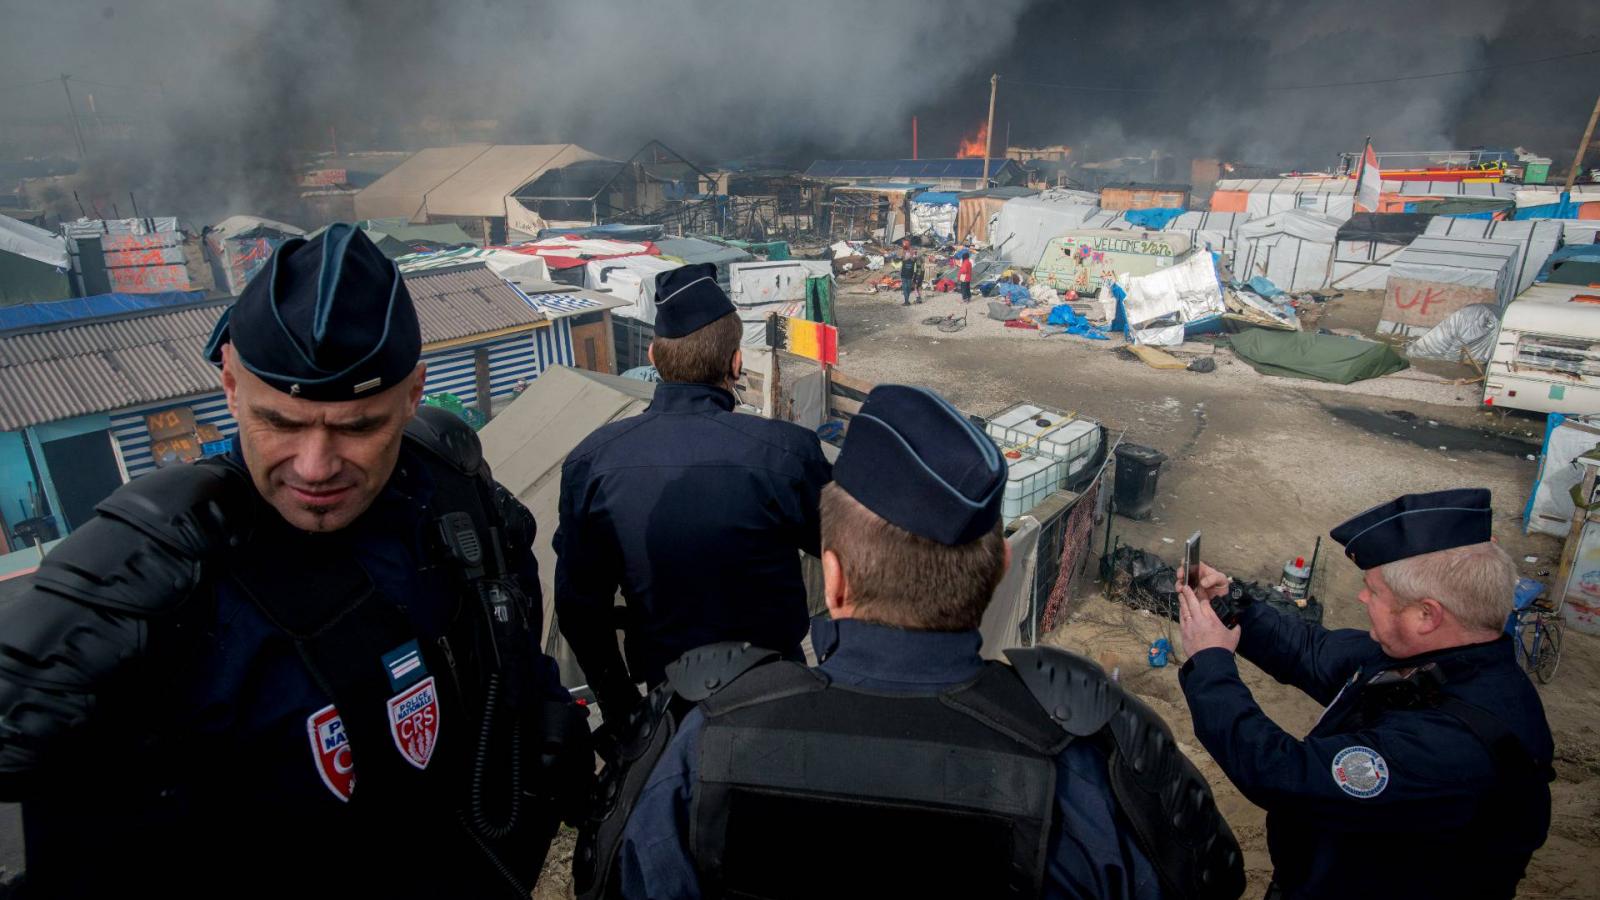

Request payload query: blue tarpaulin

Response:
[914,191,961,205]
[1245,276,1284,298]
[1045,303,1110,340]
[1121,207,1185,230]
[1515,192,1578,221]
[0,290,207,332]
[1535,245,1600,283]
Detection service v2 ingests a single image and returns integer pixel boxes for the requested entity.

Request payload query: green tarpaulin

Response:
[1228,328,1408,384]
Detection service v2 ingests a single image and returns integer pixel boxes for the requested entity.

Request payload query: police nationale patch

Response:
[387,675,440,770]
[1331,745,1389,798]
[307,704,356,802]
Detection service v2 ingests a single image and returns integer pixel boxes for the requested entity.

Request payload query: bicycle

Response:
[1511,601,1563,684]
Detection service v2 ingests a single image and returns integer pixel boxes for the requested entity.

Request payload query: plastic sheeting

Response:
[1380,236,1520,337]
[990,194,1119,264]
[1229,330,1408,383]
[1525,415,1600,537]
[0,214,69,268]
[1234,210,1343,292]
[1425,217,1562,294]
[1405,304,1499,363]
[1124,250,1225,329]
[581,255,681,324]
[910,201,957,240]
[1162,211,1245,253]
[1122,208,1185,230]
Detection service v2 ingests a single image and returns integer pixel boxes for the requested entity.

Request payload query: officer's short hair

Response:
[651,311,742,384]
[820,483,1007,630]
[1379,541,1516,632]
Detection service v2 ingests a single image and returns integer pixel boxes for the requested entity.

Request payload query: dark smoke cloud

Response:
[948,0,1600,170]
[1,0,1597,224]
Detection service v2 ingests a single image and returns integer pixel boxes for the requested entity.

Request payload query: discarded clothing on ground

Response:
[997,281,1032,306]
[1229,328,1408,384]
[1004,318,1039,330]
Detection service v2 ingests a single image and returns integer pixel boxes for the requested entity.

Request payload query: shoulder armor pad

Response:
[405,405,484,476]
[665,642,783,703]
[1006,647,1245,899]
[1005,646,1122,736]
[31,462,254,617]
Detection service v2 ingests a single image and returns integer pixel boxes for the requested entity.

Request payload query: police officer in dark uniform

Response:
[554,263,831,717]
[1177,489,1554,899]
[575,384,1244,899]
[0,225,590,897]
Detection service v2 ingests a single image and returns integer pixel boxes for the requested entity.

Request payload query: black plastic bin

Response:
[1112,444,1166,520]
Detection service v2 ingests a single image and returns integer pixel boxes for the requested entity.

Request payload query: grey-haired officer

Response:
[0,225,589,897]
[576,384,1244,899]
[1178,489,1554,899]
[554,263,831,719]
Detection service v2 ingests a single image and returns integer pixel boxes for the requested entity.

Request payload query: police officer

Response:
[576,384,1244,899]
[1177,489,1554,899]
[554,263,831,717]
[0,225,589,897]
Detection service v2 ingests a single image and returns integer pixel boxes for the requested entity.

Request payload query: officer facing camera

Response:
[0,225,589,898]
[1177,489,1554,900]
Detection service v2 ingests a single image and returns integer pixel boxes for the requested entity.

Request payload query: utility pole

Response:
[981,74,999,187]
[1564,88,1600,192]
[59,74,87,160]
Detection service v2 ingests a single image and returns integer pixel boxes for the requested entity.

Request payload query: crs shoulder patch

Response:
[1331,745,1390,798]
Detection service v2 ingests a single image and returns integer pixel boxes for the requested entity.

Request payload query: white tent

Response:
[1380,236,1521,336]
[990,195,1116,265]
[1162,211,1245,253]
[1212,177,1356,220]
[1233,209,1344,292]
[727,259,834,345]
[1423,217,1562,295]
[582,255,682,324]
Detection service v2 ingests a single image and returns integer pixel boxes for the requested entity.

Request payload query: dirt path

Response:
[832,285,1600,898]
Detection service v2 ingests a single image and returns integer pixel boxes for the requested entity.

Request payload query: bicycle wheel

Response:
[1515,610,1540,674]
[1534,616,1563,684]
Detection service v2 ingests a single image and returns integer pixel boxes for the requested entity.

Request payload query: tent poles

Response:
[1564,89,1600,192]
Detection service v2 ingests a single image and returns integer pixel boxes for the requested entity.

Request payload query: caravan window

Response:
[1515,333,1600,377]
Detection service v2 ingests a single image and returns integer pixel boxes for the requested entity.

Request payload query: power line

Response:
[1002,47,1600,95]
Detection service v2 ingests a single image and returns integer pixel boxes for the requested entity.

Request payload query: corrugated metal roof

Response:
[0,266,549,430]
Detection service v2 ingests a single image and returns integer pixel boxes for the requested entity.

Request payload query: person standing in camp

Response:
[554,263,833,723]
[898,239,922,306]
[956,246,974,303]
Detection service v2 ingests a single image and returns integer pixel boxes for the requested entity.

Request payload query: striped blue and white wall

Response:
[107,321,576,480]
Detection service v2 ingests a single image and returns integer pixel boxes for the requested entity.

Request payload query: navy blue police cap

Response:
[833,384,1006,546]
[653,263,735,338]
[205,223,421,400]
[1330,488,1493,569]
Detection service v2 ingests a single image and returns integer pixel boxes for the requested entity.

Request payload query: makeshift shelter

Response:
[1035,230,1190,294]
[1329,213,1434,290]
[804,158,1026,191]
[1162,211,1245,254]
[655,236,753,287]
[956,186,1038,245]
[727,259,833,345]
[582,254,682,325]
[1424,217,1562,294]
[1229,329,1408,383]
[1538,245,1600,286]
[500,237,659,288]
[394,246,553,287]
[61,217,195,296]
[1380,236,1521,336]
[909,191,960,240]
[1210,177,1356,220]
[990,195,1123,264]
[353,144,607,238]
[1377,179,1516,213]
[1233,210,1344,292]
[0,213,71,305]
[205,215,306,295]
[1122,250,1225,343]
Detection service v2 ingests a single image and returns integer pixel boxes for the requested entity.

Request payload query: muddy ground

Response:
[824,280,1600,899]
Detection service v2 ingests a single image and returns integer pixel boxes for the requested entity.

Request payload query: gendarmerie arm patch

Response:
[1331,745,1390,798]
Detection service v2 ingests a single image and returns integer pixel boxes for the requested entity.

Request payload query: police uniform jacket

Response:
[1179,603,1553,900]
[616,618,1164,899]
[4,445,570,898]
[554,382,831,695]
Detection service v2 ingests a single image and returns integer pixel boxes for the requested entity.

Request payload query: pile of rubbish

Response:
[1100,544,1324,624]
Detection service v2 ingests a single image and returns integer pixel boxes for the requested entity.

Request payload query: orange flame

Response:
[956,121,989,158]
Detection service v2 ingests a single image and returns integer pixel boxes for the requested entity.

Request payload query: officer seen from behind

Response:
[554,263,831,719]
[578,384,1244,899]
[1177,489,1554,899]
[0,225,589,897]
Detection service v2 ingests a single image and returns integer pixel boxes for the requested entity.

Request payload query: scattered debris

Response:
[1127,345,1189,369]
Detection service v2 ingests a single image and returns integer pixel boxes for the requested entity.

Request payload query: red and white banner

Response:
[1356,140,1383,213]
